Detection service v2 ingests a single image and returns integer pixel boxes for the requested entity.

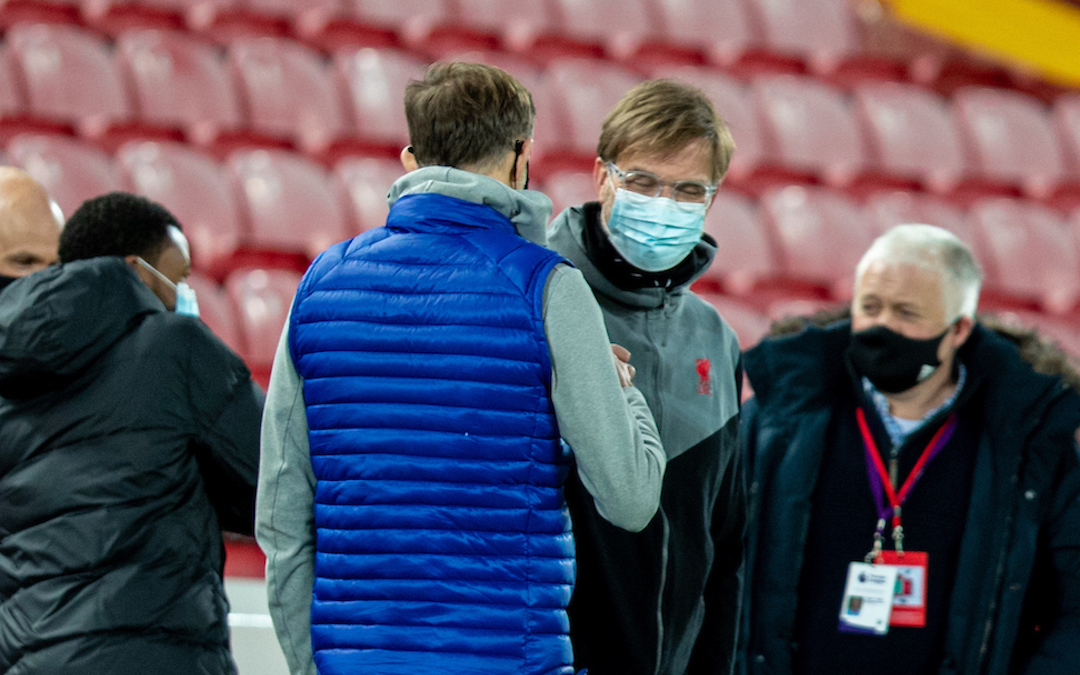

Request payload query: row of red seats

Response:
[5,133,399,280]
[0,0,971,84]
[12,130,1080,320]
[2,23,1079,212]
[13,131,1080,381]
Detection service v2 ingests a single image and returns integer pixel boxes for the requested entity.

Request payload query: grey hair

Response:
[854,224,983,320]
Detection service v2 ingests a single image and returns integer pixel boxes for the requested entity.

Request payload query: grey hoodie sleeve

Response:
[544,264,666,532]
[255,318,317,675]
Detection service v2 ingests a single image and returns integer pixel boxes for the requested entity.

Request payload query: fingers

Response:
[611,343,631,363]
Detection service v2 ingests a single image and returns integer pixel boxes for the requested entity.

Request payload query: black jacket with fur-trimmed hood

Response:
[738,316,1080,675]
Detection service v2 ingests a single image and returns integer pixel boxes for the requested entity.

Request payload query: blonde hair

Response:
[597,79,735,183]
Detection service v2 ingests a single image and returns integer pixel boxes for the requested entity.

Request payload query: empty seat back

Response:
[544,59,642,157]
[229,148,351,258]
[230,36,350,152]
[185,271,245,356]
[543,170,597,218]
[863,190,975,245]
[743,0,859,60]
[117,29,241,142]
[854,82,967,189]
[7,134,123,216]
[953,87,1066,194]
[117,141,243,278]
[969,197,1080,314]
[654,0,756,62]
[224,266,301,376]
[753,75,865,182]
[704,190,776,294]
[333,155,403,233]
[7,23,132,134]
[335,47,427,147]
[1054,93,1080,176]
[759,185,873,298]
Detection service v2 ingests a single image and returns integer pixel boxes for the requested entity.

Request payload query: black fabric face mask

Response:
[847,324,950,394]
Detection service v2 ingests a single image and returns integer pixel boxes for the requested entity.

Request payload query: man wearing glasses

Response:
[549,79,745,675]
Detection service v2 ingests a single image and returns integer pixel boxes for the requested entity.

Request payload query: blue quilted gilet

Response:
[289,192,575,675]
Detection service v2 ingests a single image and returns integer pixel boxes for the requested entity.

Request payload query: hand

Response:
[611,343,636,388]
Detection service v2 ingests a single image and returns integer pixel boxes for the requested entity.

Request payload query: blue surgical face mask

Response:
[605,188,707,272]
[135,257,200,318]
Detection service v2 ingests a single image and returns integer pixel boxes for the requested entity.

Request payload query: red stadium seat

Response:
[0,44,25,120]
[333,155,402,233]
[695,292,772,350]
[228,148,352,260]
[1054,94,1080,192]
[854,82,968,194]
[702,190,777,296]
[0,43,64,141]
[0,0,82,28]
[6,133,122,217]
[863,191,975,247]
[334,46,427,155]
[654,0,758,68]
[117,140,244,280]
[540,59,642,171]
[185,271,246,357]
[80,0,195,33]
[340,0,497,57]
[743,0,858,62]
[224,267,301,385]
[758,185,874,300]
[7,23,132,139]
[542,170,597,220]
[229,37,351,156]
[549,0,697,66]
[116,30,243,147]
[953,87,1071,202]
[751,75,867,187]
[969,198,1080,315]
[453,0,558,54]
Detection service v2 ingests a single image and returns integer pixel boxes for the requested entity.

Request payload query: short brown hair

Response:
[597,79,735,183]
[404,62,535,171]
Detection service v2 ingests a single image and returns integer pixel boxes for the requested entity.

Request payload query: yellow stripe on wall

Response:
[886,0,1080,87]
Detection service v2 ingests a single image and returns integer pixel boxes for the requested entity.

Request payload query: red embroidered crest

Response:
[695,358,711,395]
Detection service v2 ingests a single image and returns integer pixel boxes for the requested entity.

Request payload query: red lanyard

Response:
[856,408,957,559]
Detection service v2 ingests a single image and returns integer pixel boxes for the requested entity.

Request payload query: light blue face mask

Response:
[606,188,707,272]
[136,257,200,318]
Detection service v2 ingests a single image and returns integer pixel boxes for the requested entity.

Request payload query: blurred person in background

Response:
[0,192,263,675]
[548,79,746,675]
[0,167,63,292]
[256,61,667,675]
[739,224,1080,675]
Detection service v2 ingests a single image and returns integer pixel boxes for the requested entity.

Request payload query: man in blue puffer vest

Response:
[256,62,667,675]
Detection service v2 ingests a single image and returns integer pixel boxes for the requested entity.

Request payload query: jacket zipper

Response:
[646,297,667,675]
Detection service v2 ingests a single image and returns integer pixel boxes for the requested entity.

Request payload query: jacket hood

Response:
[387,166,553,247]
[0,257,162,399]
[548,204,716,310]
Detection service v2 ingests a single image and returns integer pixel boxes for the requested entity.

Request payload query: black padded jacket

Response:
[0,258,263,675]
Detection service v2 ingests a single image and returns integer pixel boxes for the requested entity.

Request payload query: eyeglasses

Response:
[607,162,717,204]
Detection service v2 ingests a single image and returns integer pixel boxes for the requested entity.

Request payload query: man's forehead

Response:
[856,258,944,303]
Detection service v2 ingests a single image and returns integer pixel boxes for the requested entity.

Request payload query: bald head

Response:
[0,167,62,279]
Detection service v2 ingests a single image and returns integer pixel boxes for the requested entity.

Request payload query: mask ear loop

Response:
[135,257,178,292]
[509,140,525,189]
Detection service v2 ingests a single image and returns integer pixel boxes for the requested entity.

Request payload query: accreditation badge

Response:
[838,561,898,635]
[876,550,928,628]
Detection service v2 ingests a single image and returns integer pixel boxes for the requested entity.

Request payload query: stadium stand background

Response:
[1,0,1077,671]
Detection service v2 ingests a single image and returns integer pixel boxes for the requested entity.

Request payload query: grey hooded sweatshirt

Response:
[255,168,667,675]
[549,202,745,675]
